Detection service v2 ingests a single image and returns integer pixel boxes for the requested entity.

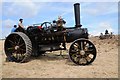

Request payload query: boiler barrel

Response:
[74,3,82,27]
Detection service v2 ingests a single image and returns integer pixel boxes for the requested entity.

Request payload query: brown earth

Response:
[0,36,119,78]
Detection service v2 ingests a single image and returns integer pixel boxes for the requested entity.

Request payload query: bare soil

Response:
[1,36,118,78]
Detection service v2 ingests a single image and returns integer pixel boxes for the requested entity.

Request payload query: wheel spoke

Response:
[85,49,93,52]
[13,35,18,44]
[19,42,26,52]
[74,57,80,63]
[85,49,95,55]
[12,51,17,58]
[70,49,79,53]
[17,49,22,54]
[19,43,25,47]
[80,41,83,50]
[71,53,80,58]
[21,45,26,48]
[20,48,26,52]
[85,58,89,64]
[73,43,79,48]
[7,47,14,50]
[84,41,87,46]
[79,41,85,50]
[17,37,22,45]
[85,56,92,62]
[6,47,15,54]
[14,51,22,61]
[16,54,20,60]
[71,43,80,53]
[8,40,15,45]
[79,58,87,64]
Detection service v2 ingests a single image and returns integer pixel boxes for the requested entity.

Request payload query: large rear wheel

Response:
[4,32,32,63]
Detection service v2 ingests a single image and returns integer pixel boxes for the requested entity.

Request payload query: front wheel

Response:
[69,38,97,65]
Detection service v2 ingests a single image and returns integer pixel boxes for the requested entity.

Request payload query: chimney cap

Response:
[74,3,80,5]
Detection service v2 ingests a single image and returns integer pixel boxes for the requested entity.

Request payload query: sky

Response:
[1,1,118,39]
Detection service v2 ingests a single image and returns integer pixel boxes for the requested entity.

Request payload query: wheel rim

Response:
[5,33,27,62]
[69,39,96,65]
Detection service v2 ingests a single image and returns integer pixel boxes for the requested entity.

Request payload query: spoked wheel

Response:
[69,38,97,65]
[4,32,32,63]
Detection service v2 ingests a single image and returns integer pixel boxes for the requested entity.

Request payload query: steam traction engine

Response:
[4,3,97,65]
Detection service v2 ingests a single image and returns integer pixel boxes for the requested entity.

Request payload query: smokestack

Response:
[74,3,82,27]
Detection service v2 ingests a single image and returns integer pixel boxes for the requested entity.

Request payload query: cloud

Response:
[82,2,118,16]
[0,20,2,35]
[2,19,15,39]
[99,22,113,31]
[43,2,73,16]
[0,20,1,26]
[2,0,119,2]
[2,19,16,28]
[0,2,2,16]
[3,0,41,18]
[89,22,114,36]
[2,2,118,39]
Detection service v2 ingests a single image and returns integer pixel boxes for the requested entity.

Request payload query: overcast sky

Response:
[1,0,118,39]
